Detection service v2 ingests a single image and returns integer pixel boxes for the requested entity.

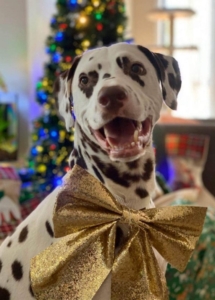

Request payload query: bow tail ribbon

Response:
[31,223,117,300]
[112,228,168,300]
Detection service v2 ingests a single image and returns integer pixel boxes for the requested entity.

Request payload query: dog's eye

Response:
[80,76,89,85]
[131,63,145,75]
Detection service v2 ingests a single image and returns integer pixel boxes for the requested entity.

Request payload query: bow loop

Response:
[30,165,207,300]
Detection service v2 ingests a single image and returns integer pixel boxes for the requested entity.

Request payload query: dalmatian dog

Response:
[0,43,181,300]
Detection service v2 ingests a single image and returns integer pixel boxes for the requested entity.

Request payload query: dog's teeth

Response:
[138,122,142,132]
[133,130,138,142]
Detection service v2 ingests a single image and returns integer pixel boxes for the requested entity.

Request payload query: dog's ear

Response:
[138,46,181,110]
[54,56,82,130]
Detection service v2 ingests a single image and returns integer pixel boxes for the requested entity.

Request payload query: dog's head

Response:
[55,43,181,162]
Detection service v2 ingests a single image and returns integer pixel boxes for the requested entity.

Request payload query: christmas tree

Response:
[28,0,127,194]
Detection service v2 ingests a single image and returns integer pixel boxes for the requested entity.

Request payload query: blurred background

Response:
[1,1,215,298]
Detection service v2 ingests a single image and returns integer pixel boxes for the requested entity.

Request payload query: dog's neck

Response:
[69,123,156,210]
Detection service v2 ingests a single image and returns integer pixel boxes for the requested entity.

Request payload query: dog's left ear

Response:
[54,56,82,130]
[138,46,181,110]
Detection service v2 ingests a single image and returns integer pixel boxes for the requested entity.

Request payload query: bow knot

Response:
[121,207,141,226]
[30,165,207,300]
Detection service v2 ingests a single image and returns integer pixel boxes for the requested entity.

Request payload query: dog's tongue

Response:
[104,118,135,146]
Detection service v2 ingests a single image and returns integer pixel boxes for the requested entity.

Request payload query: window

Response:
[159,0,213,119]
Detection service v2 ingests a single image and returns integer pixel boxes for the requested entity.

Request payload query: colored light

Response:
[36,146,44,153]
[36,81,43,89]
[37,90,48,103]
[52,53,61,63]
[37,164,47,173]
[79,16,87,24]
[50,130,58,138]
[65,56,72,63]
[96,23,103,31]
[51,17,56,25]
[50,44,57,52]
[85,6,93,14]
[70,0,77,4]
[92,0,100,7]
[117,25,124,34]
[31,147,38,156]
[95,13,102,20]
[54,177,63,186]
[43,116,49,123]
[81,39,90,48]
[59,23,68,30]
[50,144,57,150]
[64,166,70,172]
[38,128,46,137]
[42,79,48,87]
[75,49,82,55]
[55,31,64,42]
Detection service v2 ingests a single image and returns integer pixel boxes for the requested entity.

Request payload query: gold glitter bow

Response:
[30,165,206,300]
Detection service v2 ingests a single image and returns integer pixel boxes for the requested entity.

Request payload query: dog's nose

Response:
[98,86,127,110]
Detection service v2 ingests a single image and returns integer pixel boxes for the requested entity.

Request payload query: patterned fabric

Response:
[166,199,215,300]
[0,198,41,240]
[165,134,209,160]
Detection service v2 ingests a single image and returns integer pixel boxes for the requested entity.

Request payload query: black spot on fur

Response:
[76,123,100,153]
[89,57,94,60]
[103,73,111,79]
[7,241,12,247]
[92,166,105,184]
[156,53,169,69]
[117,55,145,87]
[92,156,140,187]
[11,260,23,281]
[72,148,79,158]
[135,187,149,199]
[45,221,54,238]
[67,56,82,81]
[81,138,87,149]
[162,86,167,100]
[70,159,75,168]
[61,70,69,80]
[53,76,60,94]
[92,156,130,187]
[98,64,102,69]
[142,159,153,181]
[89,71,99,79]
[0,287,10,300]
[79,70,99,98]
[172,58,180,74]
[168,73,181,92]
[85,151,91,160]
[137,45,164,82]
[66,102,69,113]
[0,260,2,273]
[29,284,34,297]
[116,57,123,69]
[170,99,177,110]
[126,160,139,170]
[18,226,28,243]
[77,146,88,170]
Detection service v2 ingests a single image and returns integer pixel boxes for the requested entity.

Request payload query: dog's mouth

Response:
[92,116,152,160]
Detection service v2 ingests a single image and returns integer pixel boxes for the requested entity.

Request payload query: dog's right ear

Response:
[54,56,82,131]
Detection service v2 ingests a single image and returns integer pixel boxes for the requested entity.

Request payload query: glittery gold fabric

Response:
[30,165,207,300]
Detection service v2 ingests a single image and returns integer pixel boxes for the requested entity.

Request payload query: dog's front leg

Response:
[92,273,112,300]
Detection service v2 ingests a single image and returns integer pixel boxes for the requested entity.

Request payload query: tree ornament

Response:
[96,23,103,31]
[37,164,47,173]
[92,0,100,7]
